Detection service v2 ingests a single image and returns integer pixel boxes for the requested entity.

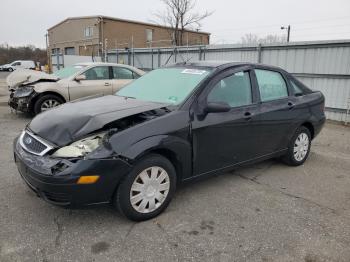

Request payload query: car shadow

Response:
[39,159,279,223]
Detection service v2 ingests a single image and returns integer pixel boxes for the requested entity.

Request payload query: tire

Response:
[282,126,311,166]
[33,94,64,115]
[114,154,177,221]
[8,68,13,72]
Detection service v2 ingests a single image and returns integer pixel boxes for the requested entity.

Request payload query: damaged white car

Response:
[8,62,144,115]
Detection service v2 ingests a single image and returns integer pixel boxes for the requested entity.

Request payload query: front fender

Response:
[119,135,192,181]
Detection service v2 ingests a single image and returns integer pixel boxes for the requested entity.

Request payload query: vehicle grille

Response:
[42,191,71,204]
[20,131,52,156]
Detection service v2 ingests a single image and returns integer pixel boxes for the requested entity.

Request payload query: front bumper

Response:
[14,138,132,206]
[9,93,31,112]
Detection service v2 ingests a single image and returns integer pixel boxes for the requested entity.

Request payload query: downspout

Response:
[98,16,104,61]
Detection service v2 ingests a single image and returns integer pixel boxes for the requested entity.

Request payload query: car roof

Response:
[75,62,139,68]
[171,61,284,71]
[74,62,145,73]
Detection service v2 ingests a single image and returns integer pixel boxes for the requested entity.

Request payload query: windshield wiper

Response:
[117,95,136,100]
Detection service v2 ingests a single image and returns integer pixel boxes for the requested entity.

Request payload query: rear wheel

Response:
[114,154,177,221]
[282,126,311,166]
[34,94,64,115]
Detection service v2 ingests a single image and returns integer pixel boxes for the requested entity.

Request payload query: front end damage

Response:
[14,106,170,206]
[9,86,37,112]
[7,69,59,113]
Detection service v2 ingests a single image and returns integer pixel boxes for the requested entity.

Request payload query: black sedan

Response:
[13,61,325,221]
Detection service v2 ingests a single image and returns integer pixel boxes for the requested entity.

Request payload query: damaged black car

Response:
[13,61,326,221]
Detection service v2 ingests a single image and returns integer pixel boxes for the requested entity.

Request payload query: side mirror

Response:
[75,75,86,81]
[204,102,231,113]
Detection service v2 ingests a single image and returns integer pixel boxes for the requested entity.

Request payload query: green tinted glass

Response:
[208,71,252,107]
[117,68,211,105]
[255,69,288,102]
[54,65,86,79]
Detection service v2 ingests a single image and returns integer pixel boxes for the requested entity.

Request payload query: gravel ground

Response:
[0,81,350,262]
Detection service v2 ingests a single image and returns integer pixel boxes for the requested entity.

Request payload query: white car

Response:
[8,62,145,114]
[2,60,36,72]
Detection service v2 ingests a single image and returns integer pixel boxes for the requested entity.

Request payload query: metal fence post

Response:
[158,49,161,68]
[127,49,131,65]
[257,44,262,63]
[56,53,60,70]
[61,54,64,68]
[151,49,154,70]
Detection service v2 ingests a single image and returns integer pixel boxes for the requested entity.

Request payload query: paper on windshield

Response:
[181,69,207,75]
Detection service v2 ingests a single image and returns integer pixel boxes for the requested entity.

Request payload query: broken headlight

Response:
[14,86,34,98]
[52,133,106,158]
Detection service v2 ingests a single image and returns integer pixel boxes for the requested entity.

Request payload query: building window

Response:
[84,27,94,38]
[146,29,153,43]
[64,47,75,55]
[51,48,60,55]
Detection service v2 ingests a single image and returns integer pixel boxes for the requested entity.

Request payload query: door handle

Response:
[243,112,253,120]
[104,83,111,86]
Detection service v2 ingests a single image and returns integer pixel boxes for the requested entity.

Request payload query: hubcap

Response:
[130,166,170,214]
[293,133,309,161]
[41,99,61,112]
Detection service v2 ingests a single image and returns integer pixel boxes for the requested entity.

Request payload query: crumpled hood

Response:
[7,69,59,89]
[28,95,168,146]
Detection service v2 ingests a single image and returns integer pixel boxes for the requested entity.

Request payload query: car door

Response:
[253,68,299,156]
[111,66,139,93]
[12,62,21,70]
[191,68,261,176]
[68,66,113,100]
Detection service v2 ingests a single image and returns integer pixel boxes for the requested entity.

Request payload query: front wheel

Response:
[8,68,13,72]
[33,94,64,115]
[282,126,311,166]
[114,154,177,221]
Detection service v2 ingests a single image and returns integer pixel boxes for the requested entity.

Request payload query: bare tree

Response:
[155,0,213,46]
[240,34,260,45]
[241,34,287,45]
[0,44,47,65]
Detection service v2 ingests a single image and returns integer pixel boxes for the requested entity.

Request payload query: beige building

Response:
[48,15,210,57]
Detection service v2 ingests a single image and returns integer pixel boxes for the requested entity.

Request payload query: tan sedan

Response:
[8,62,145,115]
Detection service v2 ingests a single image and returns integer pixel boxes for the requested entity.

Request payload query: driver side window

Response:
[82,66,109,80]
[207,71,252,107]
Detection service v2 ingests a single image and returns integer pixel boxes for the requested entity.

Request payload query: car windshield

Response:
[54,65,87,79]
[116,67,212,105]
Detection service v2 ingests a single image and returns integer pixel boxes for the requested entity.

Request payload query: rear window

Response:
[288,76,312,95]
[255,69,288,102]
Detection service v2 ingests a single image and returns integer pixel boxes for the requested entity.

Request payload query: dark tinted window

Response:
[207,71,252,107]
[255,69,288,102]
[290,79,304,95]
[82,66,109,80]
[113,67,137,79]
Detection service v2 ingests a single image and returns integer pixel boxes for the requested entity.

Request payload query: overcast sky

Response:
[1,0,350,48]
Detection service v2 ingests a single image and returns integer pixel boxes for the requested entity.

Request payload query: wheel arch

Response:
[30,91,66,111]
[145,148,185,184]
[118,135,192,184]
[301,122,315,140]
